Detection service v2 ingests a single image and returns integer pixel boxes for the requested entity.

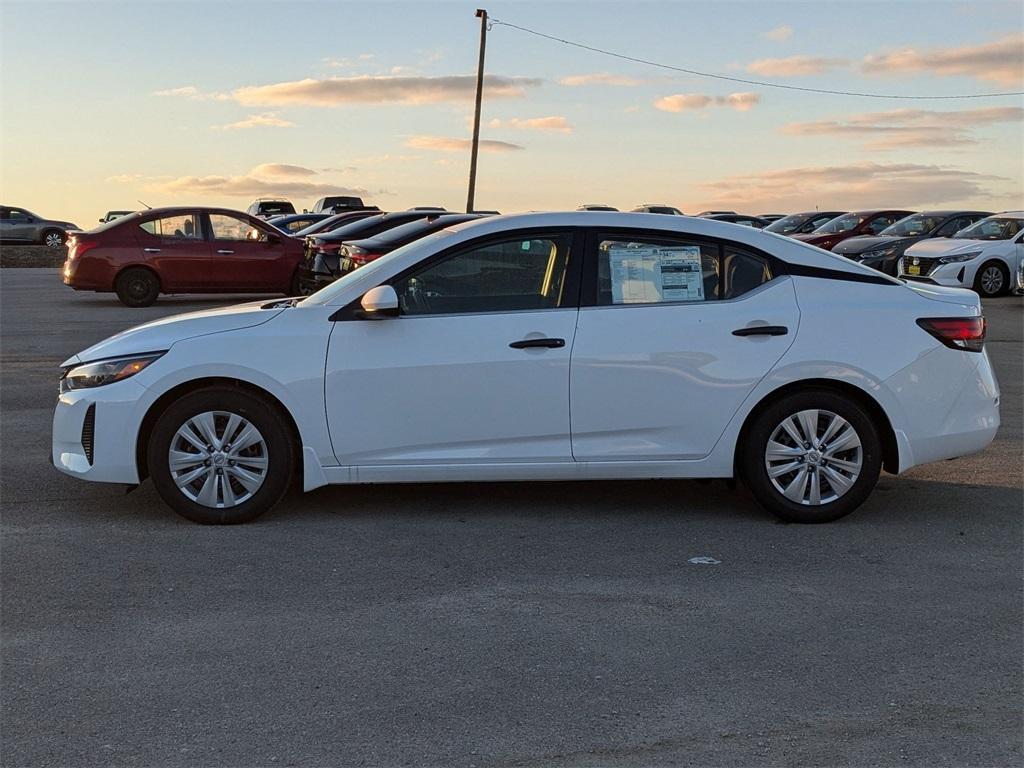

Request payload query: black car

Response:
[298,211,447,293]
[266,213,332,234]
[764,211,847,236]
[701,213,770,228]
[336,213,490,277]
[832,210,992,276]
[292,209,382,238]
[312,195,366,213]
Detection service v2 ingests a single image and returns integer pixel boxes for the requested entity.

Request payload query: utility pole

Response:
[466,8,488,213]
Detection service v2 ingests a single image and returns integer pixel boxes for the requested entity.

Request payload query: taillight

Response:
[347,247,380,267]
[69,239,99,258]
[916,317,986,352]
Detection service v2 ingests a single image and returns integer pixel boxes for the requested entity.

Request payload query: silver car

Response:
[0,205,80,247]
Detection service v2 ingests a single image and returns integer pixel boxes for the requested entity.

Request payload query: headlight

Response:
[60,353,164,394]
[939,250,982,264]
[861,246,897,260]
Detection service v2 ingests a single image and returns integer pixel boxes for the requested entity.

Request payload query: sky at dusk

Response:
[1,0,1022,227]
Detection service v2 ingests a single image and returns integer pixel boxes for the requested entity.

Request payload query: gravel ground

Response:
[0,245,67,268]
[2,270,1021,767]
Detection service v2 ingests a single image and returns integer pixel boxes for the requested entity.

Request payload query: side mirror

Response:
[359,285,399,319]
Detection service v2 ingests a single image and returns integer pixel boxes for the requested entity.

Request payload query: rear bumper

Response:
[885,346,1000,472]
[297,266,338,294]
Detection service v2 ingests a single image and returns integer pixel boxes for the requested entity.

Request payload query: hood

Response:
[792,233,836,245]
[61,299,287,366]
[832,235,909,255]
[904,238,987,259]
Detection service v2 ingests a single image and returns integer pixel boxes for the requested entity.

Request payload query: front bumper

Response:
[52,378,147,484]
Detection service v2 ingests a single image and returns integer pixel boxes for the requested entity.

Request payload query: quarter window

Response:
[595,234,771,305]
[394,235,572,316]
[140,214,200,239]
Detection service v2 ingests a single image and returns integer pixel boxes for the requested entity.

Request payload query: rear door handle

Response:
[732,325,788,337]
[509,337,565,349]
[216,249,235,255]
[143,248,161,253]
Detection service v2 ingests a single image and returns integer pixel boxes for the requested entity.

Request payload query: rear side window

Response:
[595,233,772,305]
[139,214,200,240]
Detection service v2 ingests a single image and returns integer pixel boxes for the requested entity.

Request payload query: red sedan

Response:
[62,207,305,306]
[791,209,914,251]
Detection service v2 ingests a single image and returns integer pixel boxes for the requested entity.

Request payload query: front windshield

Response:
[880,214,942,237]
[953,217,1022,241]
[301,229,454,305]
[815,213,865,234]
[765,214,810,234]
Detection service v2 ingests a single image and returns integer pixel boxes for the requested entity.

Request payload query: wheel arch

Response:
[114,263,163,290]
[733,378,900,477]
[135,376,302,481]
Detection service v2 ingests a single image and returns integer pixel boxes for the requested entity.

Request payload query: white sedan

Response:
[53,212,1000,525]
[898,212,1024,297]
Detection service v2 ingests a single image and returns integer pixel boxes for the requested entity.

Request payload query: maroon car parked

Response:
[62,207,305,306]
[791,209,914,251]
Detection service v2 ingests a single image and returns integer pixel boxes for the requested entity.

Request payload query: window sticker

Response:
[608,244,704,304]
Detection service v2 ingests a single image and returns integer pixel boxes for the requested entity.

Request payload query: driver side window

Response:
[393,234,573,316]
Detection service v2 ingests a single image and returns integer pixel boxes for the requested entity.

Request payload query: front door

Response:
[325,231,581,466]
[206,212,291,291]
[570,230,800,461]
[135,211,210,291]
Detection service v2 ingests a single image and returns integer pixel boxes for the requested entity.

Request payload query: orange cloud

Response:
[405,136,525,152]
[762,25,793,42]
[558,73,644,86]
[862,34,1024,86]
[155,164,369,198]
[487,116,572,133]
[654,93,760,112]
[231,74,540,107]
[783,107,1024,149]
[747,55,848,77]
[213,113,296,130]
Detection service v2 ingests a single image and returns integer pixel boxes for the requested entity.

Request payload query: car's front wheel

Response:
[740,389,882,523]
[147,387,295,524]
[973,261,1009,298]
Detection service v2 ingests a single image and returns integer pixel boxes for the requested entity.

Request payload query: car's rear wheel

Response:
[973,261,1009,297]
[147,387,294,524]
[740,389,882,523]
[41,229,65,248]
[115,267,160,307]
[289,269,302,296]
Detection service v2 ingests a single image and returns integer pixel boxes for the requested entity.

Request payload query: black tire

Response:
[147,387,294,524]
[973,260,1009,298]
[41,229,65,248]
[740,389,882,524]
[289,269,302,296]
[115,267,160,307]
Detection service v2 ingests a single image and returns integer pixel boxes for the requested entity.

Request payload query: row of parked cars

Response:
[59,201,1024,306]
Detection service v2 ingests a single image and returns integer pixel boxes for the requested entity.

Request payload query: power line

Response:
[489,18,1024,100]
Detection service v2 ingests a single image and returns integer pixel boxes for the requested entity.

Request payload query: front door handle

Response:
[143,248,161,253]
[216,249,235,255]
[509,337,565,350]
[732,325,788,337]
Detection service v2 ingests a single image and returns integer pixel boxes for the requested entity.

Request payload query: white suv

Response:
[899,212,1024,297]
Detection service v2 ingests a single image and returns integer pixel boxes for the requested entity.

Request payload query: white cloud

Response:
[155,164,370,198]
[558,73,644,87]
[153,85,230,101]
[762,25,793,42]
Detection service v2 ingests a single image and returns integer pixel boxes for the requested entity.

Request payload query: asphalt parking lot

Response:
[2,269,1021,767]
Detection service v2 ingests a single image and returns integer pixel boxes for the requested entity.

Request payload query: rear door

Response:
[134,212,210,291]
[206,212,292,290]
[570,229,800,461]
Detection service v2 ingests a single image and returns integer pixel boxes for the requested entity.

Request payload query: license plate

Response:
[907,265,921,275]
[340,257,352,273]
